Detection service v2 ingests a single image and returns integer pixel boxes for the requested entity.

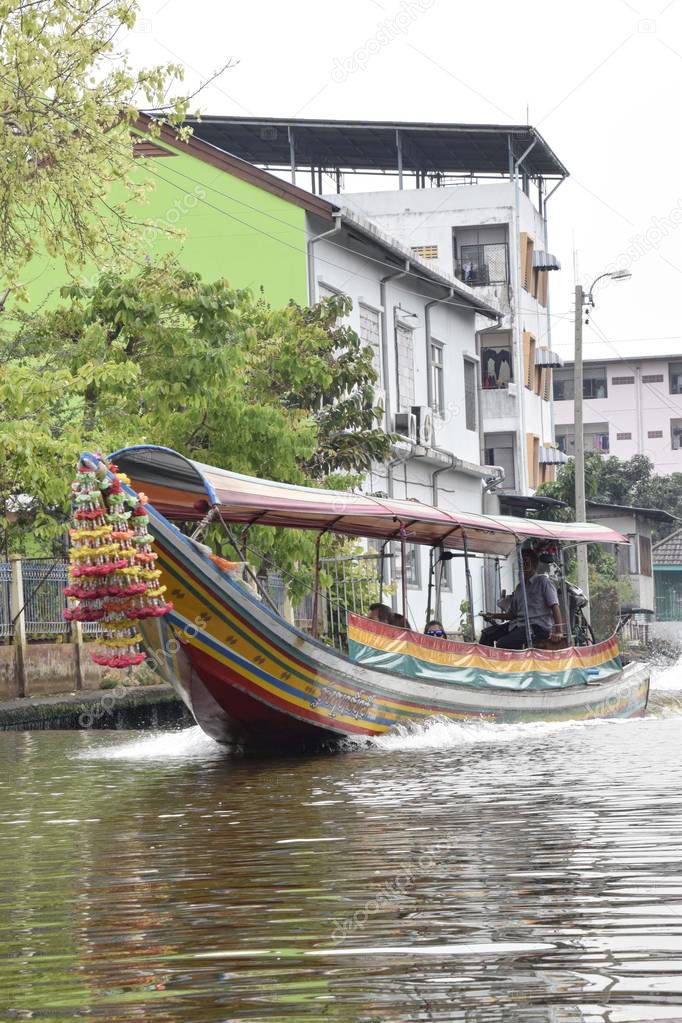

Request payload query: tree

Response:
[539,454,682,543]
[9,264,393,584]
[0,0,190,297]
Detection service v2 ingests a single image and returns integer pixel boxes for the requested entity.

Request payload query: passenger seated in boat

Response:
[424,620,447,638]
[479,551,563,650]
[391,612,410,629]
[367,602,393,623]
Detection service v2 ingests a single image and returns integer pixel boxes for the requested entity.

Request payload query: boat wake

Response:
[362,715,593,752]
[650,654,682,693]
[76,726,226,764]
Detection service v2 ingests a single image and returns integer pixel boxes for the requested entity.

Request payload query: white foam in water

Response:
[650,655,682,693]
[364,715,588,753]
[78,726,226,763]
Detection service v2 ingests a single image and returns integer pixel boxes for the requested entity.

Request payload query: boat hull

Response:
[141,510,650,750]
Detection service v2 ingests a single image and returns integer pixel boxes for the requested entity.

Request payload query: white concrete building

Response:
[553,355,682,475]
[187,117,572,630]
[307,207,503,631]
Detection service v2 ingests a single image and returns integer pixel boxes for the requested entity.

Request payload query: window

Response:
[484,432,515,489]
[395,320,415,411]
[430,341,444,415]
[639,535,652,577]
[526,433,540,489]
[359,305,382,388]
[457,243,509,285]
[519,232,534,291]
[481,334,512,389]
[583,367,608,399]
[670,363,682,394]
[648,430,663,439]
[522,332,537,391]
[617,432,632,441]
[618,535,639,575]
[553,368,575,401]
[453,226,509,286]
[671,419,682,450]
[612,376,635,385]
[585,423,610,453]
[464,359,477,431]
[404,544,421,587]
[555,427,573,454]
[411,244,438,261]
[643,374,664,384]
[555,424,609,454]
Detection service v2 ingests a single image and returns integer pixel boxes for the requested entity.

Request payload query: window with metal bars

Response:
[430,340,444,415]
[359,304,382,388]
[464,359,477,431]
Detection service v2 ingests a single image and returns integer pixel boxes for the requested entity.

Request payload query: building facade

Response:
[553,355,682,475]
[184,118,571,500]
[308,208,503,629]
[336,180,566,496]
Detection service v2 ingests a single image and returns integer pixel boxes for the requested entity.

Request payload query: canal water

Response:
[1,664,681,1022]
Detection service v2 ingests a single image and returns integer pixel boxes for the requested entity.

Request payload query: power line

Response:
[2,74,500,317]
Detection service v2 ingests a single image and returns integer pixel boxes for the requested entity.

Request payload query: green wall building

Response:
[23,116,335,313]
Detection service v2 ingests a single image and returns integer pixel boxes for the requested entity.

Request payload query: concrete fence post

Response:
[9,555,27,698]
[71,621,84,691]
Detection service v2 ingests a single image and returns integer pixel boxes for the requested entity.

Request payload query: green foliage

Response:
[6,265,393,591]
[539,453,682,543]
[0,0,188,295]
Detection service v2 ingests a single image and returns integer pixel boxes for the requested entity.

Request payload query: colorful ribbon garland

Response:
[64,459,173,668]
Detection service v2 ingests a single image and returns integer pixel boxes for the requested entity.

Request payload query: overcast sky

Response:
[125,0,681,363]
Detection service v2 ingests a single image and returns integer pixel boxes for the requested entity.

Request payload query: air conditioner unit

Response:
[412,405,433,448]
[394,412,417,444]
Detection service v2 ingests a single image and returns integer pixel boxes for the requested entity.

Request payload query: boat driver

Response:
[479,550,564,649]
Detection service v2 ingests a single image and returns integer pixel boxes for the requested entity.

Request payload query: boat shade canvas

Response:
[102,445,628,558]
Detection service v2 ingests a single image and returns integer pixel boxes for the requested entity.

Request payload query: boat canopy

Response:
[101,445,628,558]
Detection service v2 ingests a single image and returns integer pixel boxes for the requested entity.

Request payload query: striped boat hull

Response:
[141,509,650,749]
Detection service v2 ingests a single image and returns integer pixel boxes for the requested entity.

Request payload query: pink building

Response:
[553,354,682,475]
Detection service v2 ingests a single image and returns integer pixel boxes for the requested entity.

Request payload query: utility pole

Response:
[574,284,590,618]
[573,269,631,620]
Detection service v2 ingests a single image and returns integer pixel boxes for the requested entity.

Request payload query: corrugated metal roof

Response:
[183,116,569,179]
[536,347,563,368]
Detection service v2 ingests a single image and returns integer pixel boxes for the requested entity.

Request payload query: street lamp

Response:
[574,269,632,618]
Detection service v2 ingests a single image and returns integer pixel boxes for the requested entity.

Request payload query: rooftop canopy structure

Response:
[184,116,569,193]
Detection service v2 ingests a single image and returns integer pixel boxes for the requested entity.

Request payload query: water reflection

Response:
[0,663,679,1020]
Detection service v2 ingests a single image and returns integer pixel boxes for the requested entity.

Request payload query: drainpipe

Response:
[386,446,415,613]
[380,260,410,484]
[424,287,455,408]
[541,176,567,442]
[512,137,537,495]
[306,212,343,304]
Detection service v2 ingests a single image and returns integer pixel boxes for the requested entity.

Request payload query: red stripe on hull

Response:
[189,645,377,743]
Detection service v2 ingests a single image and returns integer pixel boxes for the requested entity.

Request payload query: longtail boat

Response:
[71,447,650,749]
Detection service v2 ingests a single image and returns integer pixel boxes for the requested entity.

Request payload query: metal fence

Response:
[22,559,70,637]
[0,558,104,641]
[1,553,385,646]
[656,591,682,622]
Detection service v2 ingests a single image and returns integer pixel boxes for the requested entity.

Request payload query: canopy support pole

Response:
[400,529,408,624]
[311,531,323,639]
[190,505,217,540]
[461,533,477,641]
[214,509,281,615]
[426,547,435,624]
[516,544,533,649]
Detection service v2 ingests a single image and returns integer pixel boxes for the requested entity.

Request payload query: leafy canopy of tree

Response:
[0,0,188,297]
[7,265,392,585]
[539,453,682,543]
